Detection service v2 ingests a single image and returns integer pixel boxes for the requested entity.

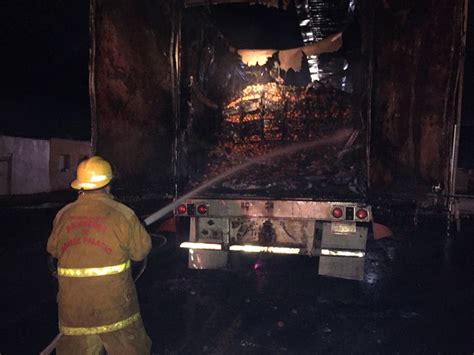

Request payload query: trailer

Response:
[170,2,374,280]
[89,0,469,279]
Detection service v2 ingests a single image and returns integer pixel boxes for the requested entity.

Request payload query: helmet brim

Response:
[71,178,111,191]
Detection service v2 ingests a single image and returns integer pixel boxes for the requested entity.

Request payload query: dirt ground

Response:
[0,195,472,354]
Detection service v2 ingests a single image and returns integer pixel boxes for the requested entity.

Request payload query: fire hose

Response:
[41,232,167,355]
[41,128,353,354]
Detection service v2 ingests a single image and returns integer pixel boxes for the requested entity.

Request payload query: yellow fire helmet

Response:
[71,156,113,190]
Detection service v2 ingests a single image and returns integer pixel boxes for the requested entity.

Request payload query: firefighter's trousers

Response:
[56,317,152,355]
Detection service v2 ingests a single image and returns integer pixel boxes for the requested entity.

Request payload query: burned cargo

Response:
[188,82,365,199]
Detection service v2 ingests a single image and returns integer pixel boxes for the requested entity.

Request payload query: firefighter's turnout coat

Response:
[47,191,152,336]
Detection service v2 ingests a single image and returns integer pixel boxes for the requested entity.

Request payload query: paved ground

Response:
[0,195,473,354]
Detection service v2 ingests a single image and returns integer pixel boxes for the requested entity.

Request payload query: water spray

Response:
[144,127,355,226]
[40,128,354,355]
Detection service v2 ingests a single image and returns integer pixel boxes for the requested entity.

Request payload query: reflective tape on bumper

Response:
[60,312,140,336]
[180,242,222,250]
[230,245,300,254]
[321,249,365,258]
[58,260,131,277]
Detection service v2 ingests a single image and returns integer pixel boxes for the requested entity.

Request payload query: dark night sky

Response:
[210,3,304,49]
[0,0,91,141]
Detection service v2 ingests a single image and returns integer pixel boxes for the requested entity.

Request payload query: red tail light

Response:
[197,204,208,214]
[332,207,343,219]
[356,209,368,219]
[177,204,187,215]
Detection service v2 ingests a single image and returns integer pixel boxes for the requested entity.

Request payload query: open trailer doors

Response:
[172,0,373,280]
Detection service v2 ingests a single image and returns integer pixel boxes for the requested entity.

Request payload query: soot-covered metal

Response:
[371,0,465,190]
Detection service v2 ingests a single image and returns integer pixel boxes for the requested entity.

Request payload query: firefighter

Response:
[47,156,152,354]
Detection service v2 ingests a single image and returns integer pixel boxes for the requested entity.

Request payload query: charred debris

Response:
[178,2,366,200]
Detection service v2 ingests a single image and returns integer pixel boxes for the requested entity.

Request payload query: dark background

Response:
[0,0,90,141]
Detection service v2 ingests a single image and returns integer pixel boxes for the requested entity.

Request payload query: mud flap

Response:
[188,250,228,269]
[318,256,365,280]
[318,222,368,280]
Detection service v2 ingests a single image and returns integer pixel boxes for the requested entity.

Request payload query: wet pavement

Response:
[0,196,473,354]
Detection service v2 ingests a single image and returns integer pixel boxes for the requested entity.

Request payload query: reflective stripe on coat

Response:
[47,192,152,329]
